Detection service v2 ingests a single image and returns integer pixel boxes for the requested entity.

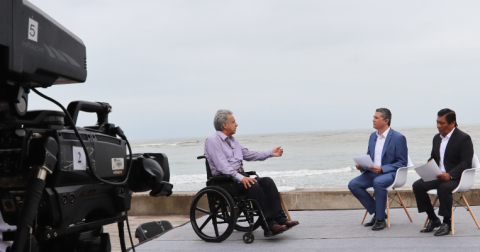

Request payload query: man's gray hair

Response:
[214,109,233,131]
[376,108,392,126]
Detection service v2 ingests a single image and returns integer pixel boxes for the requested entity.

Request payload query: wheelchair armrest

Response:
[208,175,235,183]
[245,171,257,176]
[197,155,206,160]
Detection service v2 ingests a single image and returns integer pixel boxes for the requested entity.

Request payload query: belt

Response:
[236,168,244,173]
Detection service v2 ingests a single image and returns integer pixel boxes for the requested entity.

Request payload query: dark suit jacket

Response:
[430,128,474,180]
[367,128,408,174]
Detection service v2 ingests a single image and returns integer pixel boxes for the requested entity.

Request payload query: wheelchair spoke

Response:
[199,214,214,231]
[213,219,220,237]
[195,207,210,215]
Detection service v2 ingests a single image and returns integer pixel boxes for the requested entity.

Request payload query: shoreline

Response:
[129,185,480,215]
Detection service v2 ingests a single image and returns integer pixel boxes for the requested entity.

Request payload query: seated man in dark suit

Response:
[413,108,474,236]
[204,109,299,236]
[348,108,408,231]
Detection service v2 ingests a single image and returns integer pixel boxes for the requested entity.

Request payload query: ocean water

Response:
[130,124,480,192]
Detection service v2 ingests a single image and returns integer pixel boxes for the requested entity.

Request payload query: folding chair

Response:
[422,154,480,235]
[361,156,414,228]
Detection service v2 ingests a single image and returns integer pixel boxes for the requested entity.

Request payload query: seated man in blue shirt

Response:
[204,109,299,236]
[348,108,408,231]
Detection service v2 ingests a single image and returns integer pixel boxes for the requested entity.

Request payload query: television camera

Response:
[0,1,173,251]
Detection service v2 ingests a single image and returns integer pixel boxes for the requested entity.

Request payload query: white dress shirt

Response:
[373,127,390,167]
[439,127,455,173]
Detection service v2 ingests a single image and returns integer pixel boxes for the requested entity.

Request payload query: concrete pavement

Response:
[131,206,480,252]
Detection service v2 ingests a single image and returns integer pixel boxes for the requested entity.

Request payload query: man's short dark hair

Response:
[376,108,392,126]
[438,108,458,127]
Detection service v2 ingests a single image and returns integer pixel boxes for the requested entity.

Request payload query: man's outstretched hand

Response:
[273,146,283,157]
[241,177,257,189]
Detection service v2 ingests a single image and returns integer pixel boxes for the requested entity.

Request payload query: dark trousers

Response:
[412,178,460,217]
[236,175,287,230]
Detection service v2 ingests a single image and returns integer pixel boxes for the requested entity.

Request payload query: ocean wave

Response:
[132,143,165,148]
[170,167,353,184]
[407,168,418,174]
[133,140,203,148]
[258,167,353,178]
[170,174,207,184]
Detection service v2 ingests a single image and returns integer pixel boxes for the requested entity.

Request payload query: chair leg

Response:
[423,196,439,228]
[397,191,413,223]
[451,206,455,235]
[278,193,292,221]
[361,210,368,225]
[461,195,480,229]
[386,193,390,228]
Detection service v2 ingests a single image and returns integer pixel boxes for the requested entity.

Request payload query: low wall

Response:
[128,185,480,216]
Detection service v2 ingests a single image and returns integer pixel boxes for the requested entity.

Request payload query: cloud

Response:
[28,0,480,139]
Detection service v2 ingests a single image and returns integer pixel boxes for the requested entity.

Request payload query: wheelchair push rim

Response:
[190,186,237,242]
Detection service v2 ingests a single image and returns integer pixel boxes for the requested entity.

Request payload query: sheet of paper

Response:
[414,160,442,182]
[352,155,373,171]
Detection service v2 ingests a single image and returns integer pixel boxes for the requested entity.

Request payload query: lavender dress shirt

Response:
[204,131,274,182]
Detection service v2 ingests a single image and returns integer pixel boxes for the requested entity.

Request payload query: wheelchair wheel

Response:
[234,202,262,232]
[190,186,237,242]
[243,233,254,244]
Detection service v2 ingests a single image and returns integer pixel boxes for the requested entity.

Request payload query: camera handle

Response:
[65,101,111,130]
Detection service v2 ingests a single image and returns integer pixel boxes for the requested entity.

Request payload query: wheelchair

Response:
[190,156,274,244]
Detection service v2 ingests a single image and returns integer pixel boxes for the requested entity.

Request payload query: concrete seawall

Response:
[129,185,480,215]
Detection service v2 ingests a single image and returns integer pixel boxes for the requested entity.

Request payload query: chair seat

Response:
[364,167,409,192]
[427,189,437,195]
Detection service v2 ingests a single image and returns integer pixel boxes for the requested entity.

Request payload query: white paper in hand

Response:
[414,160,442,182]
[352,155,374,171]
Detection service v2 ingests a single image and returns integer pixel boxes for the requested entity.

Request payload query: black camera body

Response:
[0,108,128,231]
[0,1,173,251]
[0,104,172,244]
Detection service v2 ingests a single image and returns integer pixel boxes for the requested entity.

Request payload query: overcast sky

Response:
[28,0,480,140]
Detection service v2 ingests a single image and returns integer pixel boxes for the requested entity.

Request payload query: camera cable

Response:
[126,211,136,252]
[31,87,133,186]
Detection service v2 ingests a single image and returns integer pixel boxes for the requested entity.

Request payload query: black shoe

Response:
[364,212,388,227]
[420,218,441,233]
[364,214,376,227]
[434,224,451,236]
[372,220,386,231]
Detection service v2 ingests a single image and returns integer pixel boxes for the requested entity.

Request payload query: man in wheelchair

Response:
[204,109,299,236]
